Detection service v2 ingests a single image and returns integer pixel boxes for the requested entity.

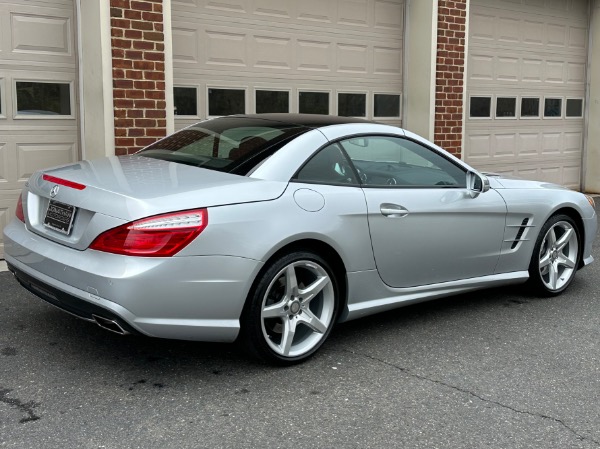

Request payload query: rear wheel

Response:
[528,214,580,296]
[241,251,339,365]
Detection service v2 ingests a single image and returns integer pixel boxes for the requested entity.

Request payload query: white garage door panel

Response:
[174,0,403,34]
[0,0,78,259]
[172,0,404,128]
[466,124,585,160]
[11,13,71,56]
[173,21,402,81]
[2,137,73,183]
[468,52,586,86]
[0,2,75,66]
[489,162,581,187]
[17,142,75,180]
[465,0,588,190]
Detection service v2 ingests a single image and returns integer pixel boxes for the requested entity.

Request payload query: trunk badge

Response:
[50,185,59,198]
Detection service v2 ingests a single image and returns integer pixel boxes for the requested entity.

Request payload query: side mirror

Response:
[467,171,490,198]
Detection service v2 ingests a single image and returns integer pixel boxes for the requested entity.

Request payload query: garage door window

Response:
[374,94,401,118]
[496,97,516,119]
[469,96,491,118]
[338,93,366,117]
[256,90,289,114]
[544,98,562,118]
[520,97,540,118]
[566,98,583,118]
[299,91,329,115]
[174,87,198,116]
[208,88,245,116]
[15,81,71,116]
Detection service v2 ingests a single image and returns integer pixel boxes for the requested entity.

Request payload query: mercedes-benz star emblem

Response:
[50,185,59,198]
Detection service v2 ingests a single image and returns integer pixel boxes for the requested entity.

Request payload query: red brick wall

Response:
[110,0,167,156]
[434,0,467,157]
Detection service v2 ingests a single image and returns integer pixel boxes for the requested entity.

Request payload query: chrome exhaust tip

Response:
[92,314,128,335]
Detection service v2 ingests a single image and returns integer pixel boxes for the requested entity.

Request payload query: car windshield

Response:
[138,117,309,174]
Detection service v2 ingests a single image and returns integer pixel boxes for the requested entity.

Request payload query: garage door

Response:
[0,0,79,258]
[171,0,404,130]
[464,0,588,189]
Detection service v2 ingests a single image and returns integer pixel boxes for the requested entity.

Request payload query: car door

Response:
[339,135,507,288]
[291,141,375,272]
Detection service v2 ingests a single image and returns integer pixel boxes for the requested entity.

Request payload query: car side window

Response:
[339,136,466,187]
[294,143,359,185]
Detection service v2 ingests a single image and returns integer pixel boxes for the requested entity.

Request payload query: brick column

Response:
[110,0,167,156]
[434,0,467,157]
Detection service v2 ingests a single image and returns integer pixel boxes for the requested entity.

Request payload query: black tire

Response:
[528,214,580,296]
[240,251,339,365]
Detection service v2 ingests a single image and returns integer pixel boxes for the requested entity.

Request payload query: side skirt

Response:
[340,270,529,322]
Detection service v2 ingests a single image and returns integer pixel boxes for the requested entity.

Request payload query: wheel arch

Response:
[549,207,586,268]
[242,238,349,322]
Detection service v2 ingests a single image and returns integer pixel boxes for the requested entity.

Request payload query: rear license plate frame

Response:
[43,200,77,235]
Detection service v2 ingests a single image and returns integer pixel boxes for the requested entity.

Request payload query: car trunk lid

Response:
[23,155,286,250]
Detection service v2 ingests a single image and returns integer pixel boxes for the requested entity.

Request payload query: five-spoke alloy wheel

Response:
[529,214,580,296]
[241,251,339,364]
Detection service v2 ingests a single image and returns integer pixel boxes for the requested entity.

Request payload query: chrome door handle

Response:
[380,203,409,217]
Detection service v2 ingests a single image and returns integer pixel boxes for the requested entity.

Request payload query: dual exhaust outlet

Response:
[92,314,128,335]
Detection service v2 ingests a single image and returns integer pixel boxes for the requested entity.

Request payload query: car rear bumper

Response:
[3,219,263,342]
[8,262,143,335]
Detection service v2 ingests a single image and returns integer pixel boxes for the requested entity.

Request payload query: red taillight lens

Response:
[42,174,86,190]
[15,195,25,222]
[89,209,208,257]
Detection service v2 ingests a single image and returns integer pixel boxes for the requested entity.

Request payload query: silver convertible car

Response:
[3,114,597,364]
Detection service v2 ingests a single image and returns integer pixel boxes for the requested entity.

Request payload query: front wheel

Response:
[240,251,339,365]
[528,214,580,296]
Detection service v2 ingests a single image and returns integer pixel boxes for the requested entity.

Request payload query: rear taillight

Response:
[89,209,208,257]
[15,195,25,222]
